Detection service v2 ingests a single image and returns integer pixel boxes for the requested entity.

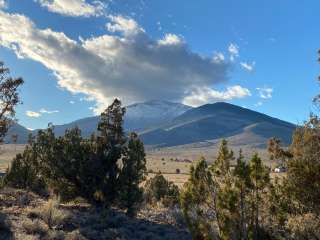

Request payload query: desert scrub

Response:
[286,213,320,239]
[22,219,48,236]
[46,230,66,240]
[144,173,180,207]
[65,230,87,240]
[35,197,69,229]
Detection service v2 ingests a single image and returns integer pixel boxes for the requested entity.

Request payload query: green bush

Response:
[144,173,179,207]
[3,99,147,216]
[3,146,46,194]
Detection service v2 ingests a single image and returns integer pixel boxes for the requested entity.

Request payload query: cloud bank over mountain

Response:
[0,9,249,114]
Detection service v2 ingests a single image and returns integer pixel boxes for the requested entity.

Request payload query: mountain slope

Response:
[125,100,192,131]
[35,100,192,137]
[140,102,296,148]
[4,123,30,144]
[4,102,296,149]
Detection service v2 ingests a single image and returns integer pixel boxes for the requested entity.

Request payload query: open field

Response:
[0,144,283,187]
[146,142,284,187]
[0,144,25,173]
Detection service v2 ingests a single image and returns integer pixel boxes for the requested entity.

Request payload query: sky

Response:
[0,0,319,129]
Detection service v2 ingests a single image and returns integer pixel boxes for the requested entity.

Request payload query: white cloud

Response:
[35,0,105,17]
[213,52,225,63]
[26,111,41,118]
[80,96,95,102]
[106,15,143,36]
[158,34,183,45]
[0,0,7,9]
[256,87,273,99]
[240,61,255,72]
[69,100,75,104]
[228,43,239,61]
[183,85,251,107]
[0,11,232,114]
[26,108,59,118]
[39,108,59,114]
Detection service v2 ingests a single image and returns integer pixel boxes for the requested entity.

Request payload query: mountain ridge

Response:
[4,101,296,148]
[139,102,295,148]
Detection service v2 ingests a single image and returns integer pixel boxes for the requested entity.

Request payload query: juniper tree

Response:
[248,153,270,240]
[145,173,179,207]
[42,127,99,201]
[233,150,251,240]
[4,148,38,189]
[180,158,217,240]
[33,127,57,186]
[97,99,126,205]
[4,141,46,193]
[0,61,24,142]
[286,116,320,215]
[212,141,238,239]
[118,132,147,216]
[212,139,234,177]
[267,137,292,168]
[181,141,243,240]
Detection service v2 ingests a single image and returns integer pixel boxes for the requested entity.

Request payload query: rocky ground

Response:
[0,188,191,240]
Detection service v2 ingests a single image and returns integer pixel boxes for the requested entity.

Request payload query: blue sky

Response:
[0,0,319,129]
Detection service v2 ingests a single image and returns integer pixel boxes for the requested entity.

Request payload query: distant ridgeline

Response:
[6,101,295,148]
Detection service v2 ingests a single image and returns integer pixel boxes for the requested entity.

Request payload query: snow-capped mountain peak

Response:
[124,100,192,130]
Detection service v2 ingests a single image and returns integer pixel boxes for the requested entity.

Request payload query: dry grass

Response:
[0,188,191,240]
[145,142,286,187]
[0,144,25,172]
[22,218,48,236]
[32,196,70,230]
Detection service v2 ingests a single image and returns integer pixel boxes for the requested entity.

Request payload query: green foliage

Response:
[286,116,320,215]
[233,150,252,240]
[4,145,46,194]
[34,127,100,202]
[0,61,24,142]
[267,137,292,168]
[211,139,234,177]
[248,153,270,239]
[118,132,147,217]
[180,158,216,240]
[181,141,272,240]
[4,99,147,215]
[96,98,127,205]
[145,173,179,207]
[267,178,291,237]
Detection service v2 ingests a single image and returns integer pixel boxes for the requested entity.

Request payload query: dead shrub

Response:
[36,197,69,229]
[286,213,320,239]
[22,219,48,236]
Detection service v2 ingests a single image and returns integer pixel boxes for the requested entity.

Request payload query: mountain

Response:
[140,102,296,148]
[34,100,192,138]
[124,100,192,131]
[4,123,30,144]
[4,101,296,149]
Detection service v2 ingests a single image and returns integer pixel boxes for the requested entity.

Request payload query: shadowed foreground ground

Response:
[0,188,191,240]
